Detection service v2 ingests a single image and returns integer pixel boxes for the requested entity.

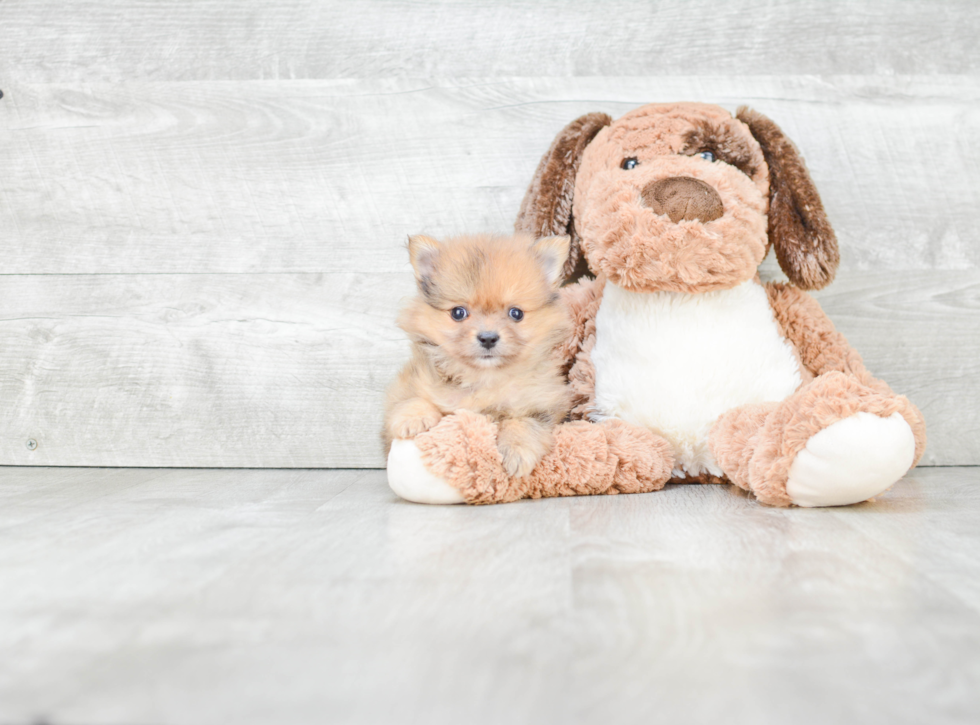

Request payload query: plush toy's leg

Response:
[387,439,466,504]
[710,371,926,507]
[387,410,674,505]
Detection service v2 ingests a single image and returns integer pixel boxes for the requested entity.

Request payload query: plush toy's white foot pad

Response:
[387,439,466,504]
[786,412,915,508]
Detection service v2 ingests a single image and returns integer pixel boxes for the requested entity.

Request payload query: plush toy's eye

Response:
[621,157,639,170]
[699,150,716,162]
[508,307,524,322]
[450,306,468,321]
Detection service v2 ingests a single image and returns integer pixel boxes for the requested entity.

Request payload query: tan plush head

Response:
[515,103,839,292]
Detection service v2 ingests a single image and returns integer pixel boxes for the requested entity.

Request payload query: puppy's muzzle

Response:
[641,176,724,224]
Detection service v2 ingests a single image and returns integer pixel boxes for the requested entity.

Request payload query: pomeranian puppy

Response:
[384,233,572,478]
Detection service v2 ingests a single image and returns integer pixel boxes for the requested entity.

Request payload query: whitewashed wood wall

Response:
[1,1,977,467]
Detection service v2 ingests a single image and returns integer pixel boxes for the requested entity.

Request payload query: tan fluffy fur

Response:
[572,103,770,294]
[408,103,925,507]
[560,275,605,420]
[384,233,573,478]
[414,411,674,504]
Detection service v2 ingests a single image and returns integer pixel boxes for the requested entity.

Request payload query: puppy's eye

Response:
[699,150,716,162]
[508,307,524,322]
[450,306,468,321]
[621,157,638,170]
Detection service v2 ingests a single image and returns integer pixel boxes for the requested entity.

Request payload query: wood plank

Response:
[564,465,980,723]
[0,269,973,467]
[0,0,976,82]
[0,272,413,467]
[1,466,979,723]
[2,76,979,276]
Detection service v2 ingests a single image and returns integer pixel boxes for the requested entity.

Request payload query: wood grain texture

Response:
[0,269,974,467]
[0,0,977,82]
[1,466,978,724]
[2,76,979,275]
[0,2,977,468]
[0,272,412,467]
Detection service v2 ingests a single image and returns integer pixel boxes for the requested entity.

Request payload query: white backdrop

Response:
[0,1,977,467]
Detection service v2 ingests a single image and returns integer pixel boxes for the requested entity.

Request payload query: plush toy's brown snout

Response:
[641,177,724,224]
[515,103,839,292]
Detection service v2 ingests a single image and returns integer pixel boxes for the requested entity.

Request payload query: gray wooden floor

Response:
[2,467,979,724]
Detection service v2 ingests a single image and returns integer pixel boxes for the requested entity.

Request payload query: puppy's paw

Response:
[497,439,543,479]
[392,415,441,440]
[496,417,553,478]
[387,399,443,440]
[497,440,545,478]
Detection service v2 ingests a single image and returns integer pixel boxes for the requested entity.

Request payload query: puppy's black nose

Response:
[477,331,499,349]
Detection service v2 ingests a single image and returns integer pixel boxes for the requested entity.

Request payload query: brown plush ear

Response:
[736,107,839,290]
[514,112,612,281]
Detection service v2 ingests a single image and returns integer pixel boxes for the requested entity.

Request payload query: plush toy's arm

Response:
[557,276,605,419]
[556,276,603,371]
[766,282,885,391]
[766,281,927,464]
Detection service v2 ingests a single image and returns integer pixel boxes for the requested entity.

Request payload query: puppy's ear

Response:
[736,107,839,290]
[531,235,571,288]
[515,112,612,283]
[406,234,441,293]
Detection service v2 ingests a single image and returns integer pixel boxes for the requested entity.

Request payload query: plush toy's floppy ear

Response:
[736,107,839,290]
[515,112,612,282]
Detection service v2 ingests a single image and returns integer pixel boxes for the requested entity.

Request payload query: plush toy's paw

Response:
[786,412,915,508]
[594,418,675,493]
[386,439,465,505]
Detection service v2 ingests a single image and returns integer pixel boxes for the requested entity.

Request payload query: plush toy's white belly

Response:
[591,280,802,478]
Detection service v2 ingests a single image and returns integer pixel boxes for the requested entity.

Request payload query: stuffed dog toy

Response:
[387,102,926,507]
